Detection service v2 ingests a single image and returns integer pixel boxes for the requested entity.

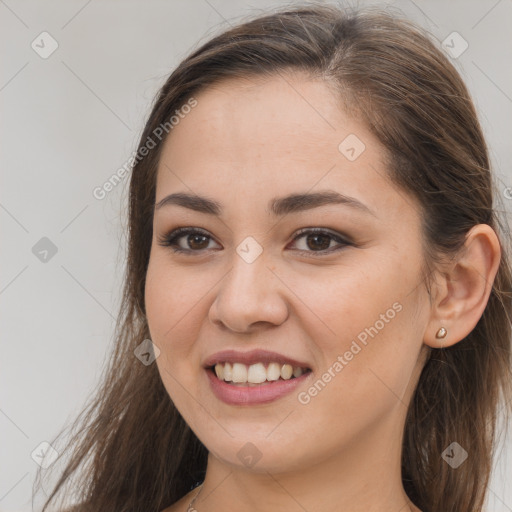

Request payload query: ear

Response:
[424,224,501,349]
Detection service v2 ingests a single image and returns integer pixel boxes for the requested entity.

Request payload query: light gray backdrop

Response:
[1,0,511,511]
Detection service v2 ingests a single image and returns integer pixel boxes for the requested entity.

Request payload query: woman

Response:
[35,3,512,512]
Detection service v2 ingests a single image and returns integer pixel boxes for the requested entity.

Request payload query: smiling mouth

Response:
[209,361,312,386]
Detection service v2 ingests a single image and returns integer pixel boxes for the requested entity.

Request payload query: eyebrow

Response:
[154,190,376,217]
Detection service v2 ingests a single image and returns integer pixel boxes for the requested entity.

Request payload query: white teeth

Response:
[267,362,281,381]
[212,361,309,384]
[280,364,293,380]
[223,362,233,381]
[247,363,267,383]
[232,362,247,383]
[214,364,224,380]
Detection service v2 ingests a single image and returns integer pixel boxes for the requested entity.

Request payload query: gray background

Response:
[1,0,511,511]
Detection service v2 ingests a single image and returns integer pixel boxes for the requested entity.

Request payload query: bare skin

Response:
[146,72,501,512]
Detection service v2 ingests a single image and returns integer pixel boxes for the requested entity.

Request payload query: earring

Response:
[435,327,447,339]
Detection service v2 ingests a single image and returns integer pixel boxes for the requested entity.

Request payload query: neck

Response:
[193,411,420,512]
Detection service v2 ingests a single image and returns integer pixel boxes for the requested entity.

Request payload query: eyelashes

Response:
[156,226,353,257]
[157,227,217,253]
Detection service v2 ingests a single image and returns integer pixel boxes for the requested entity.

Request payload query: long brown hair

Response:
[34,4,512,511]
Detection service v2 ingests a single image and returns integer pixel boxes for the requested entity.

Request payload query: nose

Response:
[208,249,289,333]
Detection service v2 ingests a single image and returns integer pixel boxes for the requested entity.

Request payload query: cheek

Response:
[290,257,422,402]
[283,262,393,350]
[300,246,419,346]
[145,257,207,414]
[144,256,203,358]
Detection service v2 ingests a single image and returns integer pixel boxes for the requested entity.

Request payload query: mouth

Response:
[203,349,313,405]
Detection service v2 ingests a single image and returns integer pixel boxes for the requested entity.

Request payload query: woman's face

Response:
[145,73,431,474]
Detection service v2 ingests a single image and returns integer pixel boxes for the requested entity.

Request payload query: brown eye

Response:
[290,228,352,256]
[157,227,220,253]
[304,233,332,251]
[186,233,210,250]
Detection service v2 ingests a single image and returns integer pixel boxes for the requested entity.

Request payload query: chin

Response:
[195,429,314,474]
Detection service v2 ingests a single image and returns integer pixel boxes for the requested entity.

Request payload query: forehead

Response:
[160,73,362,170]
[155,73,416,223]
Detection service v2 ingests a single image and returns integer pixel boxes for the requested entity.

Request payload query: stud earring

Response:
[435,327,447,339]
